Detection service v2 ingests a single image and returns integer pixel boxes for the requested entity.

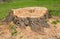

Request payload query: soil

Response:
[0,16,60,39]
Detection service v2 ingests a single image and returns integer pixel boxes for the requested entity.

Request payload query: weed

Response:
[11,30,17,36]
[52,20,60,25]
[52,21,57,24]
[9,25,17,36]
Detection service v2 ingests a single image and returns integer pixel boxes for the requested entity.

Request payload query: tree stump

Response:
[4,7,51,34]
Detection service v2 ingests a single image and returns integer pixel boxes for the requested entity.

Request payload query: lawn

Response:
[0,0,60,20]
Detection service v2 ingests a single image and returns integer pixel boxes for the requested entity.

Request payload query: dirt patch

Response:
[0,17,60,39]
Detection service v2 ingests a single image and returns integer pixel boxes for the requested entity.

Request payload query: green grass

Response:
[0,0,60,20]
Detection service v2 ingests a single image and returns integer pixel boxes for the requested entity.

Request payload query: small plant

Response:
[52,19,60,25]
[52,21,57,24]
[9,25,17,36]
[11,30,17,36]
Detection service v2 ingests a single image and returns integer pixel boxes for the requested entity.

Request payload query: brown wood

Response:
[4,7,51,34]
